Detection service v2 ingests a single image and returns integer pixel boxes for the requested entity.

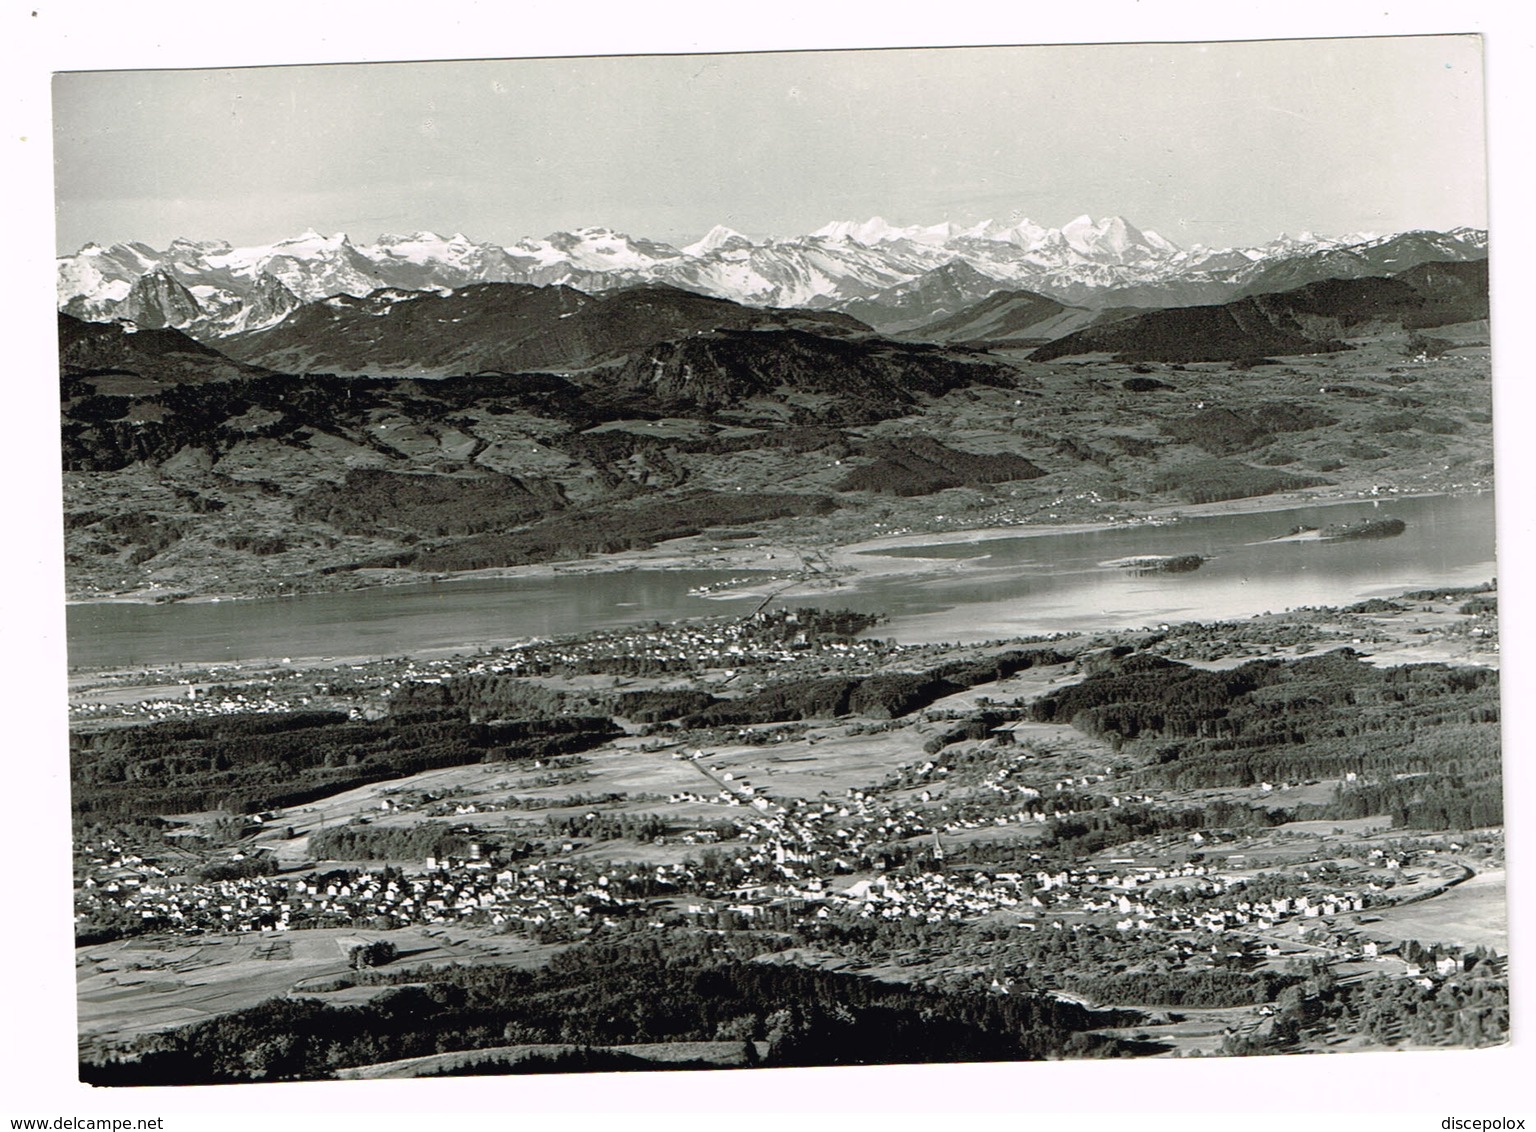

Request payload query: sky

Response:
[51,34,1489,255]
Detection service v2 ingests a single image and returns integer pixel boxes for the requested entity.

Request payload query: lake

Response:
[847,491,1497,644]
[66,491,1497,670]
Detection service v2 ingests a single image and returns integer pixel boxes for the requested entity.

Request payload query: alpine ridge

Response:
[57,218,1488,342]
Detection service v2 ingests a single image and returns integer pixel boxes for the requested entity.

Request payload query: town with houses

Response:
[69,611,908,726]
[76,758,1497,986]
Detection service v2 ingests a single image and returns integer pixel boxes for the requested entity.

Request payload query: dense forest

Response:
[296,467,567,538]
[1071,969,1301,1008]
[684,647,1072,726]
[79,932,1143,1084]
[371,491,838,572]
[1162,402,1337,457]
[1147,459,1330,505]
[307,824,484,862]
[70,705,619,818]
[1031,650,1501,829]
[833,436,1044,496]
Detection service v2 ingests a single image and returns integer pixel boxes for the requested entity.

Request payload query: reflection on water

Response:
[830,493,1497,644]
[66,570,764,670]
[67,492,1496,668]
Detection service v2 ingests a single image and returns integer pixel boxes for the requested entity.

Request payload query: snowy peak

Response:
[166,237,234,260]
[811,217,887,244]
[254,229,357,265]
[1059,215,1166,263]
[1259,230,1378,256]
[370,230,490,268]
[997,218,1054,249]
[683,225,755,257]
[222,271,302,333]
[1059,213,1102,244]
[530,227,683,272]
[1448,226,1489,251]
[812,217,961,247]
[290,228,350,247]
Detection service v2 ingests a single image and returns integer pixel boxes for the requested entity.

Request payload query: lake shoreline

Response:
[65,488,1496,677]
[65,485,1485,610]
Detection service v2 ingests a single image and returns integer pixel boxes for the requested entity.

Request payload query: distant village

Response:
[70,610,907,725]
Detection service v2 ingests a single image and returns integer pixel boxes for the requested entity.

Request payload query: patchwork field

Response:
[76,927,547,1043]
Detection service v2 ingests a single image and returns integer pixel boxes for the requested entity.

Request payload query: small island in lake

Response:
[1115,553,1206,575]
[1321,517,1407,541]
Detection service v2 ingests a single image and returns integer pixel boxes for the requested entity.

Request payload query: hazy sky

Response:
[52,35,1488,254]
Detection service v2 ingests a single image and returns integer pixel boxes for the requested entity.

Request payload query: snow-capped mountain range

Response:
[56,216,1488,340]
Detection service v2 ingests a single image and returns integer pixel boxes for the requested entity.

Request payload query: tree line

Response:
[1030,650,1500,829]
[70,706,619,819]
[79,930,1145,1084]
[686,647,1070,727]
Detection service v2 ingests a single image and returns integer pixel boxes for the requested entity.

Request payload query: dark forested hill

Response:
[220,283,873,377]
[1031,649,1502,829]
[58,314,275,389]
[1030,260,1489,363]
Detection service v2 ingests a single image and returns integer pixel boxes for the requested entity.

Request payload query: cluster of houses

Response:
[77,837,664,936]
[456,612,896,679]
[962,487,1133,532]
[77,805,1472,999]
[1015,864,1382,937]
[70,686,323,724]
[720,855,1391,937]
[76,843,172,907]
[878,747,1160,835]
[608,771,1399,940]
[71,610,905,725]
[641,765,1452,953]
[714,781,936,867]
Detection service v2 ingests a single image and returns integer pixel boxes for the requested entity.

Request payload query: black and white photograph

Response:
[9,5,1534,1122]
